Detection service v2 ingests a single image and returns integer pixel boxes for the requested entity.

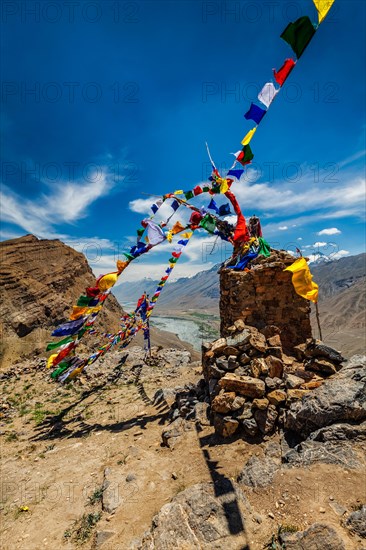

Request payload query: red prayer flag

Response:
[193,185,203,196]
[273,58,296,86]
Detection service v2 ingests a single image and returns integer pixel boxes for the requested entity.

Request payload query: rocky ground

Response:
[1,344,365,550]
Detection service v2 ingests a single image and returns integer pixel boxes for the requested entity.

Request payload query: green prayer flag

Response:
[184,190,194,200]
[202,186,210,192]
[168,257,179,264]
[280,16,316,59]
[46,336,73,351]
[258,237,271,257]
[50,361,70,379]
[242,144,254,164]
[76,295,93,307]
[123,252,135,261]
[199,214,217,234]
[137,228,144,237]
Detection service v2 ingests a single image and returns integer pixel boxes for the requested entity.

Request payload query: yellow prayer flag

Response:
[241,127,257,146]
[70,306,88,320]
[220,180,229,194]
[97,272,118,291]
[47,353,58,369]
[313,0,335,24]
[284,257,319,303]
[181,232,193,239]
[166,230,173,243]
[174,190,184,195]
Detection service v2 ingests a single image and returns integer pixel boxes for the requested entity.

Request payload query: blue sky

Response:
[1,0,365,282]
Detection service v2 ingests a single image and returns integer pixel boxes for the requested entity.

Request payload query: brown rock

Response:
[300,379,324,390]
[286,389,310,402]
[211,338,227,355]
[267,355,284,378]
[234,318,246,332]
[239,352,250,365]
[267,334,282,347]
[213,414,239,438]
[223,346,239,357]
[267,389,287,406]
[254,404,278,434]
[219,373,265,398]
[307,359,337,375]
[211,392,236,414]
[284,373,305,389]
[249,331,267,353]
[250,358,269,378]
[252,398,269,410]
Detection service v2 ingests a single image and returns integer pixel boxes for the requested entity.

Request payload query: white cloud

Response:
[317,227,341,236]
[332,249,350,259]
[279,226,288,230]
[129,197,156,214]
[297,237,303,241]
[313,241,327,247]
[0,166,122,237]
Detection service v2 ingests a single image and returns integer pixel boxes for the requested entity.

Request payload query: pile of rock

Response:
[202,320,345,438]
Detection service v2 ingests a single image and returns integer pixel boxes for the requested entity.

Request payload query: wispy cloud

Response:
[1,163,126,237]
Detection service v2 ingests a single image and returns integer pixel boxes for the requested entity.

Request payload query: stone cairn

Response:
[201,250,344,438]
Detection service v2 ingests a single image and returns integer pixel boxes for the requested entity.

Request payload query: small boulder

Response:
[211,338,227,354]
[267,389,287,406]
[249,331,267,353]
[250,358,269,378]
[211,392,236,414]
[267,355,284,378]
[252,398,269,410]
[306,358,337,376]
[284,373,305,389]
[213,414,239,438]
[219,373,265,398]
[254,404,278,434]
[344,504,366,538]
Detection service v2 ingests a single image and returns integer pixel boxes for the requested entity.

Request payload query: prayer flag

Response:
[273,58,296,86]
[241,127,257,146]
[244,103,266,124]
[218,203,231,216]
[171,199,180,211]
[227,169,244,179]
[284,257,319,303]
[258,82,279,108]
[171,221,185,234]
[280,16,316,59]
[313,0,335,24]
[193,185,203,196]
[184,190,194,200]
[97,272,118,291]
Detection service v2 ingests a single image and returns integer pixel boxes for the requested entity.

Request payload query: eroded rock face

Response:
[138,480,252,549]
[0,235,123,339]
[285,355,366,438]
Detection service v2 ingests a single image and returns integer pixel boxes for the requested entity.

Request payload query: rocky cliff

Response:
[0,235,123,365]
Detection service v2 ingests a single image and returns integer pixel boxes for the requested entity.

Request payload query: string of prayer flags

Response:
[258,82,279,108]
[244,103,266,125]
[313,0,335,24]
[284,257,319,303]
[51,317,86,337]
[280,16,316,59]
[241,127,257,146]
[273,58,296,86]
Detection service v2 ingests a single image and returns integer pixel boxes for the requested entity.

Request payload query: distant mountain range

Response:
[114,252,366,356]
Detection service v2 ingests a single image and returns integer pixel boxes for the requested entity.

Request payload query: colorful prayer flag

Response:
[258,82,279,108]
[241,127,257,146]
[313,0,335,24]
[284,257,319,303]
[227,169,244,179]
[244,103,266,124]
[280,16,316,59]
[273,58,296,86]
